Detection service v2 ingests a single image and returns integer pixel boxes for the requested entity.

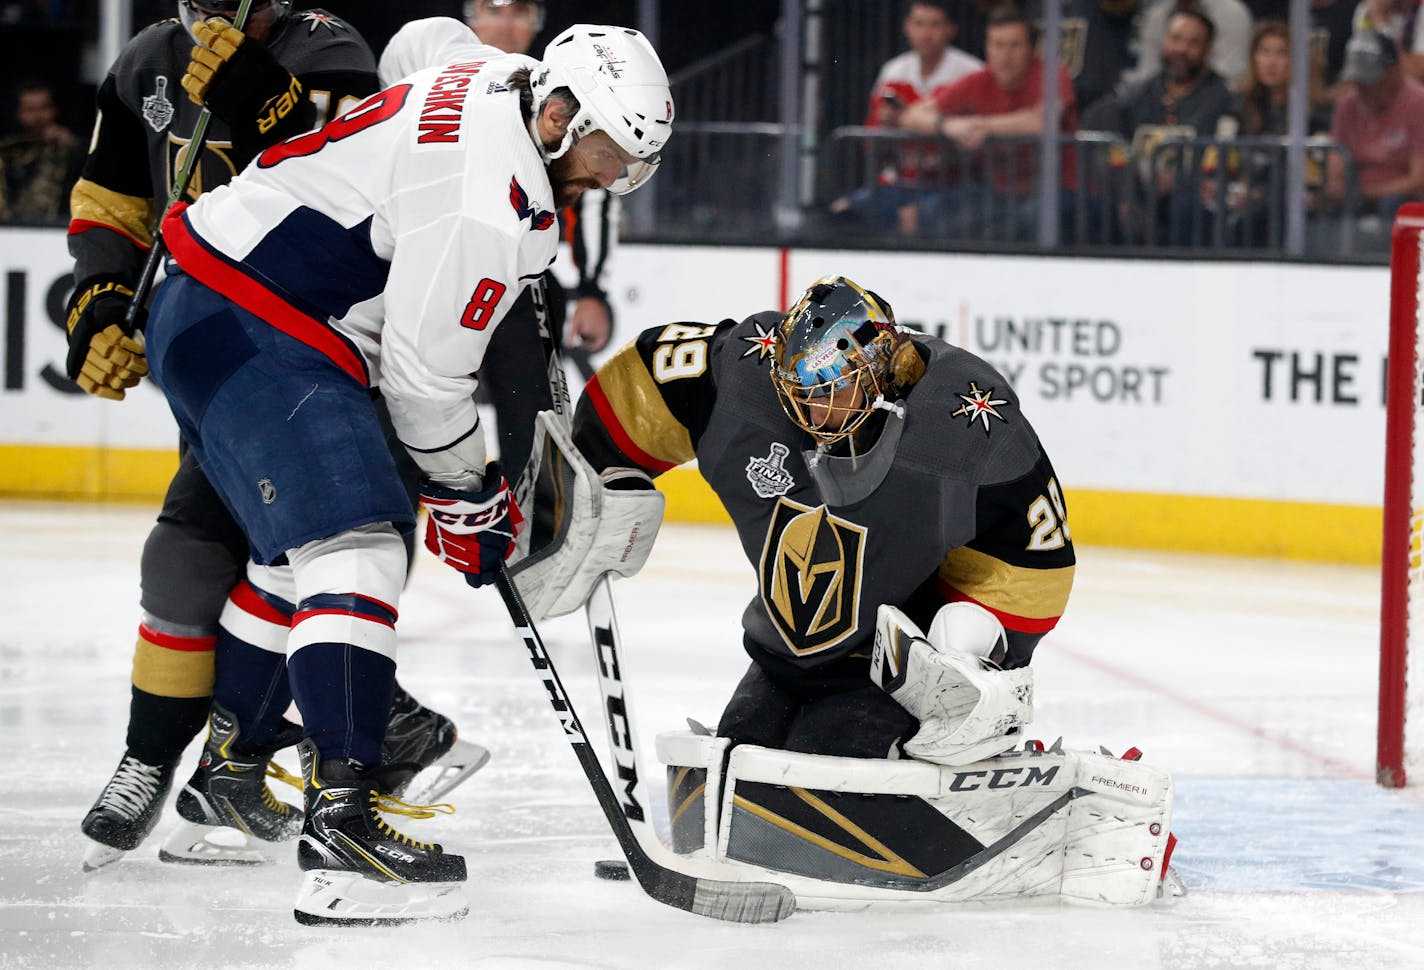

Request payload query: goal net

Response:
[1380,203,1424,787]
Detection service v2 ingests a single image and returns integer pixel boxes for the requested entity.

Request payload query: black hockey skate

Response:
[159,702,303,865]
[293,739,468,925]
[382,686,490,803]
[81,751,178,871]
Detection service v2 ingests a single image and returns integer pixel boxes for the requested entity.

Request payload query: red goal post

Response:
[1380,203,1424,787]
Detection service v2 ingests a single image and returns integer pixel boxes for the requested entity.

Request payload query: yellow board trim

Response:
[650,468,1383,564]
[0,444,178,502]
[0,445,1384,563]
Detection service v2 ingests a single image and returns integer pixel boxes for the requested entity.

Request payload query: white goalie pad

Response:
[871,603,1033,766]
[510,411,665,620]
[656,730,1176,910]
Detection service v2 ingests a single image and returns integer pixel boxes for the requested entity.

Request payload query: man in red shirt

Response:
[829,1,981,234]
[902,7,1078,240]
[1327,29,1424,249]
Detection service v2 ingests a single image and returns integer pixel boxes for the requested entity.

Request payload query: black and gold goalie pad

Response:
[657,729,1176,908]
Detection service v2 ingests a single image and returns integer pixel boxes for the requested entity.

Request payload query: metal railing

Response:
[1137,135,1362,254]
[629,123,1384,261]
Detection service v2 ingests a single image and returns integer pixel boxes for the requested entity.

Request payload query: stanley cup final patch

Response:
[142,76,174,132]
[746,442,795,498]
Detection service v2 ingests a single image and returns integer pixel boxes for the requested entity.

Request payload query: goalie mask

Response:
[178,0,290,38]
[530,24,673,194]
[771,276,904,446]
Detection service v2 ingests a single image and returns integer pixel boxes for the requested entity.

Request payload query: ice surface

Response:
[2,501,1422,969]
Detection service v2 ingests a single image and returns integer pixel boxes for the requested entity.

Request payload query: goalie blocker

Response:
[510,411,664,619]
[657,730,1177,909]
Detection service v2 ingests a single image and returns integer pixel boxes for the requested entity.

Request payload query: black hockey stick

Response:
[124,0,257,328]
[494,564,795,923]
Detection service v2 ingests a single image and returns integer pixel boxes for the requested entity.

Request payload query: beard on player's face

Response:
[546,152,601,208]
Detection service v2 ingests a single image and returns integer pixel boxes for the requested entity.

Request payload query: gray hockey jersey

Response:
[572,313,1076,676]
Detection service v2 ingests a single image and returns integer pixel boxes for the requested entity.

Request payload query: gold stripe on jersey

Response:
[69,178,156,249]
[937,546,1075,624]
[596,344,696,467]
[131,635,216,699]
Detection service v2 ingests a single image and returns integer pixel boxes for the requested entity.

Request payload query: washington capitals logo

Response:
[951,381,1009,434]
[740,321,777,362]
[299,11,345,33]
[509,176,556,231]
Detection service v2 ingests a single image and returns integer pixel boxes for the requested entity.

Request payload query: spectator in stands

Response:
[1085,9,1235,243]
[1132,0,1253,88]
[1201,21,1334,245]
[0,80,80,225]
[828,0,982,234]
[1234,20,1334,135]
[1025,0,1141,111]
[1358,0,1424,80]
[900,7,1079,242]
[1326,30,1424,248]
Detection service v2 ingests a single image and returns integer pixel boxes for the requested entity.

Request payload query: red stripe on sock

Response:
[292,608,396,629]
[229,580,294,627]
[138,623,216,653]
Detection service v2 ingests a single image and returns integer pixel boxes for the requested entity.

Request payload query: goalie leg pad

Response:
[871,604,1032,766]
[655,731,1174,909]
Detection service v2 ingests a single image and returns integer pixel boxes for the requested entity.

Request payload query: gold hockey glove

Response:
[183,18,304,138]
[65,279,148,401]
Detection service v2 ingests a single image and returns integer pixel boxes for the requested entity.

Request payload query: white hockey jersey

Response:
[161,40,556,482]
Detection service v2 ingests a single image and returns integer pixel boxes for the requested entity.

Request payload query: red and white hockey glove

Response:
[420,465,525,589]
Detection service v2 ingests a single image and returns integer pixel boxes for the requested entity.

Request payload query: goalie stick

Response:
[125,0,257,328]
[493,564,795,923]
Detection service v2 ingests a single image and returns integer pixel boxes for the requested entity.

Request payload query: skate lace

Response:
[260,761,303,815]
[99,756,165,821]
[368,792,455,851]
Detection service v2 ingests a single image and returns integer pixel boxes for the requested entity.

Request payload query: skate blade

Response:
[400,739,492,803]
[157,819,286,866]
[82,839,127,873]
[294,869,469,926]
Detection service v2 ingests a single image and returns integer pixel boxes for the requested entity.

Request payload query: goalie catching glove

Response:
[871,602,1033,766]
[183,18,309,142]
[65,278,148,400]
[421,463,525,589]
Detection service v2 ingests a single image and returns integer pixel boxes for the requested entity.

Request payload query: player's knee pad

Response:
[285,523,406,661]
[656,731,1175,909]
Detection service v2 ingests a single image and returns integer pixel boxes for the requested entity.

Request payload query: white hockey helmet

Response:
[530,24,674,195]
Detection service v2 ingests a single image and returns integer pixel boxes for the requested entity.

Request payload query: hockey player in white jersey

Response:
[139,23,673,925]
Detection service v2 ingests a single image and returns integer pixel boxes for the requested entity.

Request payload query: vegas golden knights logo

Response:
[167,136,239,201]
[758,498,867,656]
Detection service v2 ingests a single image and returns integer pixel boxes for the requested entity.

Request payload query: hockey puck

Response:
[594,859,630,881]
